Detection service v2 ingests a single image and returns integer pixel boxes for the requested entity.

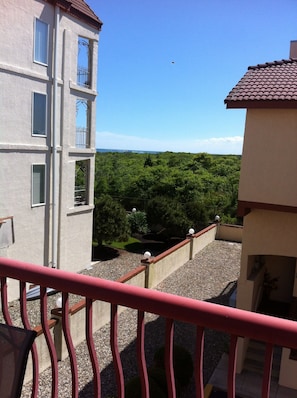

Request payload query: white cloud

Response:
[96,131,243,155]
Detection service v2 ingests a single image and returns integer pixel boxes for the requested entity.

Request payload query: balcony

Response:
[77,66,91,89]
[74,186,87,206]
[1,228,297,397]
[75,127,90,149]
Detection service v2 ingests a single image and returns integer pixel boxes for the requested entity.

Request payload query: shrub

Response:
[127,211,149,234]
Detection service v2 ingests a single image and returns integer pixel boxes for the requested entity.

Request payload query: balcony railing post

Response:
[52,311,68,361]
[141,256,152,289]
[187,233,194,260]
[144,263,150,289]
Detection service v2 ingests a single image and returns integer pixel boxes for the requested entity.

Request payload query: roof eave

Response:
[67,7,103,31]
[225,100,297,109]
[47,0,103,31]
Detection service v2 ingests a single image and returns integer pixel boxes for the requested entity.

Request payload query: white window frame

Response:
[32,164,46,207]
[34,18,49,65]
[32,92,47,136]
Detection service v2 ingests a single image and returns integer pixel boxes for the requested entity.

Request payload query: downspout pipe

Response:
[51,5,59,268]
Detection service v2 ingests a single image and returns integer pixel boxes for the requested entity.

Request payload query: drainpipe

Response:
[51,5,59,268]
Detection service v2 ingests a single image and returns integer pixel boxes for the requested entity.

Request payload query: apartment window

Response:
[76,99,90,148]
[34,18,49,65]
[77,37,92,88]
[32,93,47,136]
[32,164,46,206]
[74,160,89,206]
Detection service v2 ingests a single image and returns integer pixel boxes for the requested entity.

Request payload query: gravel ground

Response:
[20,240,241,397]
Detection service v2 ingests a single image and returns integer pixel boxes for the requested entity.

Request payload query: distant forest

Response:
[94,151,242,240]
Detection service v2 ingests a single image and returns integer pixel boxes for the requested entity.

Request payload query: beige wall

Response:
[147,224,219,288]
[237,210,297,306]
[147,242,191,288]
[1,152,49,266]
[236,209,297,378]
[241,210,297,262]
[216,224,242,243]
[239,109,297,207]
[0,1,100,294]
[233,98,297,385]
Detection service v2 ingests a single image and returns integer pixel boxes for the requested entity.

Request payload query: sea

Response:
[96,148,160,154]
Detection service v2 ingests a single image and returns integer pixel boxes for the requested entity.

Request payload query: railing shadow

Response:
[78,281,237,397]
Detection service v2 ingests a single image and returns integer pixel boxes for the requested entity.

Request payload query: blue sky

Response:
[87,0,297,154]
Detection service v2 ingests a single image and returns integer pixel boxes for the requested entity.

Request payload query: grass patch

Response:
[92,237,143,260]
[109,237,141,251]
[109,237,168,254]
[94,234,176,257]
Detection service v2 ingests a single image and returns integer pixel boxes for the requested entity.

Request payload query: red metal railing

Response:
[1,257,297,397]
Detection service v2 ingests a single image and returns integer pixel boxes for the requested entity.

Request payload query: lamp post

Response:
[142,251,152,289]
[56,295,62,308]
[187,228,195,260]
[142,251,151,261]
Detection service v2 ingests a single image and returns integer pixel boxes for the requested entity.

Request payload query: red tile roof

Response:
[47,0,102,30]
[225,59,297,109]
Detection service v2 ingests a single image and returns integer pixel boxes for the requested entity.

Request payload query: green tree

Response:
[93,194,130,246]
[94,151,242,229]
[184,201,209,230]
[146,196,190,238]
[144,154,153,167]
[191,152,213,169]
